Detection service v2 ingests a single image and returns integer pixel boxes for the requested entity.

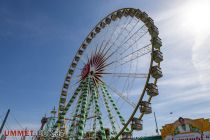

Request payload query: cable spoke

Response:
[119,46,151,65]
[99,72,147,78]
[90,79,107,140]
[68,90,84,138]
[100,83,130,132]
[76,77,91,139]
[102,82,136,108]
[102,44,151,71]
[119,28,148,55]
[102,17,136,58]
[119,25,146,50]
[100,86,117,135]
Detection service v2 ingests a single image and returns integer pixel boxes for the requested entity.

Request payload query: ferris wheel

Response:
[52,8,163,140]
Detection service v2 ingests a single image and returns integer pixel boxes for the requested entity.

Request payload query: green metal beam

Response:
[91,80,107,140]
[68,84,85,139]
[76,77,90,140]
[101,86,117,135]
[101,83,129,132]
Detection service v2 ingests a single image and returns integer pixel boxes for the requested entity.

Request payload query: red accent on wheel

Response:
[81,64,90,80]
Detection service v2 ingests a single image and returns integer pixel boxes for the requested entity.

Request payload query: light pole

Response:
[154,112,159,135]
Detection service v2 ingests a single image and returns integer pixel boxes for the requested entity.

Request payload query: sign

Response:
[161,118,210,140]
[174,133,201,140]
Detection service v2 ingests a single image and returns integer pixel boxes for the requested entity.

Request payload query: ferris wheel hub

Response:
[81,52,106,83]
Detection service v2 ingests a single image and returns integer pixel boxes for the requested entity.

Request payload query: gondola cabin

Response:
[131,118,143,131]
[146,83,158,97]
[151,66,163,79]
[121,132,132,140]
[140,101,152,114]
[83,131,95,140]
[153,50,163,63]
[152,37,162,49]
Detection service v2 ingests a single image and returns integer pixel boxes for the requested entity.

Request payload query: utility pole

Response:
[0,109,10,135]
[154,112,159,135]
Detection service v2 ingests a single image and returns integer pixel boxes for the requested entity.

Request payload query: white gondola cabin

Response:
[131,118,143,131]
[100,22,106,28]
[128,9,136,17]
[95,27,101,33]
[116,10,123,18]
[123,9,129,17]
[121,132,132,140]
[151,37,162,49]
[140,101,152,114]
[146,83,158,97]
[149,26,159,37]
[83,131,95,140]
[141,12,149,22]
[135,9,142,19]
[153,50,163,63]
[111,13,117,21]
[151,66,163,79]
[146,17,154,28]
[105,17,111,24]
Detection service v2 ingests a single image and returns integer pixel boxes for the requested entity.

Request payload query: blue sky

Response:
[0,0,210,138]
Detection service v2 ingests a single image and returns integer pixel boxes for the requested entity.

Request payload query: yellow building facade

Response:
[161,118,210,140]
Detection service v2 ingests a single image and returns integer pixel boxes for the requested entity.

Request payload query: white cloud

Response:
[192,35,210,89]
[135,0,210,136]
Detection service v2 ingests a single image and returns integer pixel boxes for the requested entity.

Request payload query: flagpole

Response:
[154,112,160,135]
[0,109,10,135]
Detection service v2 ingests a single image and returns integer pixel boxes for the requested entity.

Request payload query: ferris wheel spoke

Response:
[100,83,130,132]
[96,22,140,71]
[84,90,94,129]
[120,45,152,65]
[54,80,84,132]
[102,82,136,108]
[122,19,140,41]
[119,44,151,60]
[95,55,115,72]
[68,89,84,137]
[93,101,97,138]
[120,51,151,66]
[108,24,147,60]
[99,72,147,78]
[97,34,121,67]
[90,79,107,140]
[119,24,146,50]
[107,16,133,48]
[103,45,151,71]
[60,83,83,117]
[68,78,90,138]
[94,16,129,63]
[103,17,135,57]
[119,30,149,55]
[88,100,95,133]
[100,17,126,53]
[101,32,150,70]
[76,77,92,139]
[100,86,117,135]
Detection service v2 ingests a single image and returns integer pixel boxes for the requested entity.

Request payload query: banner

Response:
[161,118,210,140]
[174,133,201,140]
